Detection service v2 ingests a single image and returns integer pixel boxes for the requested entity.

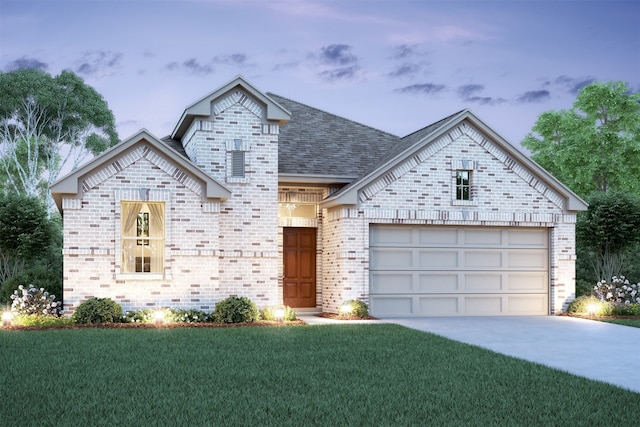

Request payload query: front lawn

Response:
[596,317,640,328]
[0,324,636,426]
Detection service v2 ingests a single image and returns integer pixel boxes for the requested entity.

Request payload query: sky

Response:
[1,0,638,153]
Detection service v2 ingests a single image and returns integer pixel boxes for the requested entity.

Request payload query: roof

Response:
[50,129,231,212]
[322,109,588,212]
[171,76,290,140]
[268,94,401,178]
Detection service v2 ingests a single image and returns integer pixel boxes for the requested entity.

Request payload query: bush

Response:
[594,276,640,305]
[210,296,259,324]
[1,266,62,305]
[72,297,123,324]
[340,299,369,318]
[261,305,297,321]
[12,314,73,328]
[610,303,640,316]
[10,284,63,316]
[122,308,208,324]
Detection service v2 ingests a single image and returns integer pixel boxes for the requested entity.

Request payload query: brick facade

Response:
[54,77,583,316]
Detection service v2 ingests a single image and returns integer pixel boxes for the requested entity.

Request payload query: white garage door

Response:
[369,225,549,317]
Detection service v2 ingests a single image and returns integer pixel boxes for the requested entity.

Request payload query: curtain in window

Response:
[147,203,165,273]
[121,202,143,273]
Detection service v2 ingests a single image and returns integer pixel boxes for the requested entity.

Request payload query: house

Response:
[51,76,587,317]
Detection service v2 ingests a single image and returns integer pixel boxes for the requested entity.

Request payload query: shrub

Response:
[594,276,640,305]
[13,314,73,328]
[567,295,613,316]
[210,296,259,324]
[261,305,297,321]
[610,303,640,316]
[122,308,155,323]
[72,297,123,324]
[1,266,62,305]
[340,299,369,318]
[10,284,63,316]
[122,308,208,324]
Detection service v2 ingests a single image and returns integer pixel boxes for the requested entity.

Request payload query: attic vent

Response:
[231,151,245,177]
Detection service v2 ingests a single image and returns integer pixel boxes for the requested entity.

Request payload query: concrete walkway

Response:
[298,314,639,393]
[382,316,640,394]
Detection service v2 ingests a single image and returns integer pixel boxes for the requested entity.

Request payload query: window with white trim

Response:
[456,170,471,201]
[121,202,165,273]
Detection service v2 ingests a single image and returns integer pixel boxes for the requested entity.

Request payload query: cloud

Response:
[554,75,596,95]
[213,53,249,66]
[517,90,551,103]
[395,83,446,95]
[317,44,358,66]
[3,56,49,72]
[457,84,506,105]
[318,65,360,82]
[391,44,418,59]
[387,63,422,78]
[75,50,122,78]
[166,58,214,76]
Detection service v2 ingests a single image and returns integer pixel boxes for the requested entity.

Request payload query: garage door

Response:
[369,225,549,317]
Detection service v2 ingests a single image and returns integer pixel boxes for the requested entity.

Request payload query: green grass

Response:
[0,324,637,426]
[596,317,640,328]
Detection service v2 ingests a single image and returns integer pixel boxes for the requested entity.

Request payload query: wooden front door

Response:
[283,227,316,308]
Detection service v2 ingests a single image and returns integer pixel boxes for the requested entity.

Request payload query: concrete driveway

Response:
[382,316,640,394]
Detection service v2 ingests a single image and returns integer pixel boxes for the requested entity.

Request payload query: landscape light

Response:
[275,308,285,322]
[339,303,353,316]
[2,311,13,327]
[154,310,165,325]
[587,303,598,317]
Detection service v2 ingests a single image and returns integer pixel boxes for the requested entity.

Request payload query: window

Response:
[456,170,471,201]
[121,202,165,274]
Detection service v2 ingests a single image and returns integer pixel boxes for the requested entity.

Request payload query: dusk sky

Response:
[1,0,638,152]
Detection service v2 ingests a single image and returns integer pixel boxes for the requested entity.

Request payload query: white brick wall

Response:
[321,122,578,314]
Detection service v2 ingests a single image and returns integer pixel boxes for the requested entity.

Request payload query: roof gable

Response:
[171,75,290,140]
[50,129,231,212]
[323,109,587,212]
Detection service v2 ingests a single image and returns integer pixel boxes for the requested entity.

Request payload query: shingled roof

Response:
[267,94,401,178]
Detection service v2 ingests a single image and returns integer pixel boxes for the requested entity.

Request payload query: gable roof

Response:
[268,94,401,181]
[171,75,291,140]
[322,109,588,212]
[50,129,231,212]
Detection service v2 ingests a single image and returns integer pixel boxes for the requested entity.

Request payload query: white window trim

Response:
[451,160,479,207]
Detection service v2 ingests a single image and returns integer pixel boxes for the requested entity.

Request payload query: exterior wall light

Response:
[2,311,13,327]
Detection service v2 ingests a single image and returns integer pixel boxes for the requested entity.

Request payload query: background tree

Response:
[576,191,640,285]
[0,68,119,208]
[522,81,640,198]
[0,193,53,285]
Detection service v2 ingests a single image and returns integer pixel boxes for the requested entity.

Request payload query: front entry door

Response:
[283,227,316,308]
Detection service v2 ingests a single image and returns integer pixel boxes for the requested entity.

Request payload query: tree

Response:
[576,191,640,282]
[0,192,53,285]
[522,81,640,198]
[0,68,119,208]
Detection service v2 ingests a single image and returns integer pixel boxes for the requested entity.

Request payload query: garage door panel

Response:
[370,297,413,316]
[507,229,548,247]
[370,225,549,317]
[419,250,458,268]
[370,272,413,293]
[507,251,547,269]
[418,273,458,292]
[419,228,458,245]
[464,251,503,268]
[419,297,459,315]
[507,273,547,292]
[370,248,413,268]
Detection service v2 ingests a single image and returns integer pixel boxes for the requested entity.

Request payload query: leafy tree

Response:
[576,191,640,282]
[0,192,53,284]
[522,81,640,198]
[0,68,119,208]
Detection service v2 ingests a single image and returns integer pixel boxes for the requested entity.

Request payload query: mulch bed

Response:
[316,313,378,321]
[2,320,305,331]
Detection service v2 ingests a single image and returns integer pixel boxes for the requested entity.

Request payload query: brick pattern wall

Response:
[322,121,577,314]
